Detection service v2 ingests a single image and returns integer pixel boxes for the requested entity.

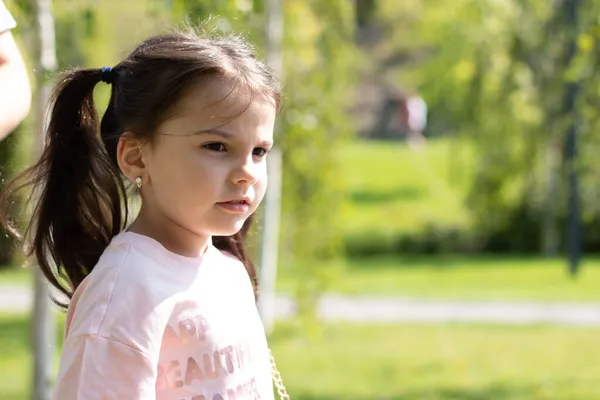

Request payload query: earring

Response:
[135,176,142,189]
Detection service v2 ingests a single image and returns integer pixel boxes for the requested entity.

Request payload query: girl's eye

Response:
[253,147,269,158]
[204,143,227,152]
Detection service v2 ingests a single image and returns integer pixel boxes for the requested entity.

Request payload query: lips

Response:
[218,197,252,205]
[216,197,252,213]
[224,199,249,205]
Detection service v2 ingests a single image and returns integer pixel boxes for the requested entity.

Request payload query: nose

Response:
[231,155,263,186]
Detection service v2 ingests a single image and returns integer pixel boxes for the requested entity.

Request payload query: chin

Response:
[210,219,247,237]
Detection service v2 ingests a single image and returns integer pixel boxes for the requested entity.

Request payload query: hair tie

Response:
[100,66,113,84]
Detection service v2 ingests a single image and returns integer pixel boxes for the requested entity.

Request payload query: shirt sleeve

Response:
[0,1,17,33]
[52,334,157,400]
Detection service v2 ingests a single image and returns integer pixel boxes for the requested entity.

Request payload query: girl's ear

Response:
[116,132,146,185]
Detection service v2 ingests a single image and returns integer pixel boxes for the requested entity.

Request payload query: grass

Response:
[4,255,600,302]
[277,255,600,301]
[0,316,30,400]
[338,138,475,237]
[2,312,599,400]
[0,266,31,285]
[0,138,593,303]
[270,321,600,399]
[0,313,63,400]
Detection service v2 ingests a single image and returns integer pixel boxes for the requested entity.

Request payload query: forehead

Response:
[163,77,276,134]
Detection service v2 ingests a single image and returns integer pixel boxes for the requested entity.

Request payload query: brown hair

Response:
[0,29,280,308]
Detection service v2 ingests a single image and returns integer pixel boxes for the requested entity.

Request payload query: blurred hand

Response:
[0,29,31,139]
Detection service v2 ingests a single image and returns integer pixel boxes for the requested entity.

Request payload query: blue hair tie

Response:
[100,66,113,84]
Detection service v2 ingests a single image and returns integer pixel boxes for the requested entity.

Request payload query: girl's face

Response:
[138,80,276,242]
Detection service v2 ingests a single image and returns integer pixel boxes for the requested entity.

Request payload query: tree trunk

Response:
[32,0,57,398]
[257,0,284,336]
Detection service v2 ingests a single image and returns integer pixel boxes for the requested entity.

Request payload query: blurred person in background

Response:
[399,92,427,150]
[0,0,31,139]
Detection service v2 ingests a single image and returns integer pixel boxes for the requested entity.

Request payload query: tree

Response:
[366,0,600,259]
[172,0,358,323]
[31,1,57,398]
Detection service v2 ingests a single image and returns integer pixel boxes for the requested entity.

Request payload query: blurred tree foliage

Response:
[2,1,358,320]
[7,0,600,268]
[362,0,600,255]
[172,0,357,322]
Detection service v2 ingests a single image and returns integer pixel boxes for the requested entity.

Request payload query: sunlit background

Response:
[2,0,600,399]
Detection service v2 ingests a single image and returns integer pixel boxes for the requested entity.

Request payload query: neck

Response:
[128,205,210,258]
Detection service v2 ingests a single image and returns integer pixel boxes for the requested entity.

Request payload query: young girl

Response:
[1,29,286,400]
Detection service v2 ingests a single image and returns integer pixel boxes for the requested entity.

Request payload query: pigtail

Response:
[1,30,281,307]
[0,68,128,308]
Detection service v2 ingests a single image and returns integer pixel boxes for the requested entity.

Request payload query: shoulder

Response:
[212,247,257,298]
[214,247,250,278]
[218,248,243,266]
[66,242,134,335]
[65,241,192,355]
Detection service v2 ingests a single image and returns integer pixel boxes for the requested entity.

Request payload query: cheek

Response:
[150,155,186,188]
[148,147,204,196]
[253,165,269,202]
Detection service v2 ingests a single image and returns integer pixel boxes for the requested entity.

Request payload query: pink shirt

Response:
[53,232,275,400]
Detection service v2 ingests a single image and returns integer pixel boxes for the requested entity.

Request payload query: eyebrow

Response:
[192,128,274,146]
[192,128,234,138]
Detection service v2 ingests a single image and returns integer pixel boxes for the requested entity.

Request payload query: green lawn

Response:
[0,313,62,400]
[0,266,31,285]
[1,139,595,303]
[270,321,600,399]
[4,255,600,302]
[277,255,600,301]
[339,138,474,237]
[2,313,599,400]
